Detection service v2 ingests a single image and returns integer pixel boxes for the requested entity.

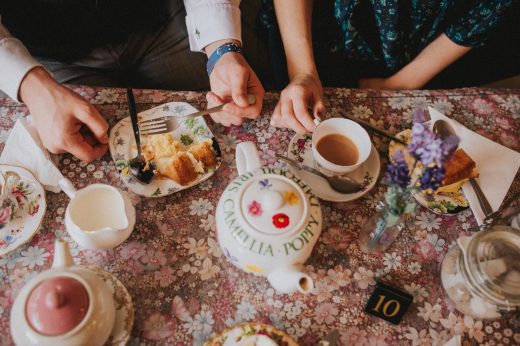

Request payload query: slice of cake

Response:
[437,149,478,193]
[155,152,198,185]
[189,139,217,168]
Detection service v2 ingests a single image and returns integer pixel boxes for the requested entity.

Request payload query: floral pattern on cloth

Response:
[0,87,519,345]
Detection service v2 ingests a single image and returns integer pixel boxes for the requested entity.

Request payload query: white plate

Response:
[109,102,221,198]
[287,133,380,202]
[0,165,46,257]
[86,266,134,346]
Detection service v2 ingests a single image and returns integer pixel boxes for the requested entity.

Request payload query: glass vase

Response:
[358,201,412,254]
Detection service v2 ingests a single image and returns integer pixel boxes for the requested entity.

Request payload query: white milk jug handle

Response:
[58,178,77,199]
[235,142,263,176]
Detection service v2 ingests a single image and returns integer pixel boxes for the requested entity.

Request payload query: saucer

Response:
[390,130,469,216]
[86,266,134,346]
[205,322,298,346]
[0,165,46,257]
[109,102,222,198]
[287,134,380,202]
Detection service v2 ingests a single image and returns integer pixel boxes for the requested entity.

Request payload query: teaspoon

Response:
[276,154,362,194]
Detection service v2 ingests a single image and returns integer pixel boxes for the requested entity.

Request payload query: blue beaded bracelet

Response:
[206,42,243,75]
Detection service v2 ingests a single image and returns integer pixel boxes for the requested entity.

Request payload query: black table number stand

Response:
[364,281,413,325]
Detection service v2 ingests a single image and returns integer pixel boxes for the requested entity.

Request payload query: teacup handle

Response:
[235,141,262,176]
[58,178,77,199]
[0,171,20,196]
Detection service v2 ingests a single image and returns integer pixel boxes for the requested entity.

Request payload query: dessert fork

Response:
[139,94,256,135]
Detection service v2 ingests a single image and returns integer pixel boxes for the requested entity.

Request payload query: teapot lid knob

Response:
[25,276,89,336]
[45,289,65,309]
[262,190,284,211]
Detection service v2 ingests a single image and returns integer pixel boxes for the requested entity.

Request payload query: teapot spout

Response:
[52,238,74,268]
[267,266,314,294]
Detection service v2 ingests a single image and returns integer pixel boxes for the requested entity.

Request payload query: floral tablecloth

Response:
[0,87,519,346]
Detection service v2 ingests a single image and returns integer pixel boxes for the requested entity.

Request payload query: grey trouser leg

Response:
[33,0,268,91]
[35,0,207,90]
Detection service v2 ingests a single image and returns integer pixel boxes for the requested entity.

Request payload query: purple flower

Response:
[409,122,458,166]
[408,123,435,157]
[441,135,460,157]
[413,108,426,123]
[386,155,410,189]
[419,138,444,166]
[419,166,445,191]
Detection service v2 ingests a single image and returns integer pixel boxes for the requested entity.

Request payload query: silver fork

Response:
[139,94,256,135]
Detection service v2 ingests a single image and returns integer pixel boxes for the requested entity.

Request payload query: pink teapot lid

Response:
[25,276,89,336]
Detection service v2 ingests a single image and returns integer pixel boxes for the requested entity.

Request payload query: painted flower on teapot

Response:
[216,142,322,294]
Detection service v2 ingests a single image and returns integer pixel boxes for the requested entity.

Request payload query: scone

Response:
[142,133,181,161]
[189,139,217,168]
[155,152,198,185]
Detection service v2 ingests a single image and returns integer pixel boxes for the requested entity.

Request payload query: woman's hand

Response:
[271,73,325,133]
[359,78,393,89]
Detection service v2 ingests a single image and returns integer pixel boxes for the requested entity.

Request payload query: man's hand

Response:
[205,40,264,127]
[271,73,325,133]
[20,67,109,162]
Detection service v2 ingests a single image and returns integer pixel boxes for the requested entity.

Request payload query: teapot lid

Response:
[25,276,89,336]
[240,175,307,235]
[464,225,520,308]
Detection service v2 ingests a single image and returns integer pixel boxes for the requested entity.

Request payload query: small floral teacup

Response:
[0,171,21,228]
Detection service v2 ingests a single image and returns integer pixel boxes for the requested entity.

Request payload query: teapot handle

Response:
[236,142,262,176]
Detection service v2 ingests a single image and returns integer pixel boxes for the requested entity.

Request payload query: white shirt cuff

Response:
[0,37,43,101]
[185,5,241,52]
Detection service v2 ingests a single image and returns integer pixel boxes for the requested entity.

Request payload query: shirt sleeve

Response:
[183,0,242,52]
[0,17,43,101]
[444,0,513,48]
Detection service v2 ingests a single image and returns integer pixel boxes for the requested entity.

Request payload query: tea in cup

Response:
[312,118,371,174]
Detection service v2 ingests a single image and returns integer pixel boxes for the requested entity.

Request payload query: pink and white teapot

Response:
[10,238,115,346]
[215,142,323,294]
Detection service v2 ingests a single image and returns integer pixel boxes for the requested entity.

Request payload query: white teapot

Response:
[215,142,322,294]
[10,238,116,346]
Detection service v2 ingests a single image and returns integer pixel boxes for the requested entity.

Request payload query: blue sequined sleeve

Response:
[444,0,513,47]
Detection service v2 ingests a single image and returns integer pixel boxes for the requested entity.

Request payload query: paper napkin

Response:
[443,335,461,346]
[0,117,64,193]
[428,107,520,225]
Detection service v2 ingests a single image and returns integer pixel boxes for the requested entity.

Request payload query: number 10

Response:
[372,295,400,317]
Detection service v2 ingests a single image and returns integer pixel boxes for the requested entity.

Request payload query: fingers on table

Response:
[67,132,108,163]
[74,103,109,144]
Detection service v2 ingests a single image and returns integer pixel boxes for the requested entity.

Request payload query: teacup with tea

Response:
[312,118,371,175]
